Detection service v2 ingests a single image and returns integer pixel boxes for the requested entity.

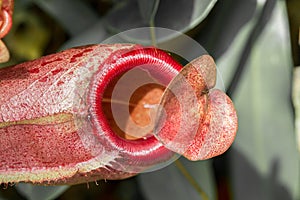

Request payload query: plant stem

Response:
[149,20,157,47]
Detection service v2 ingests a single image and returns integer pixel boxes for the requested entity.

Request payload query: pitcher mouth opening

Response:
[88,47,182,169]
[102,69,166,141]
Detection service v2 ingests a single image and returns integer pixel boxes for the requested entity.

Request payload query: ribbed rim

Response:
[89,46,182,171]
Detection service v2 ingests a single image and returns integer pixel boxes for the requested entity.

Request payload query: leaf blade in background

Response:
[225,1,300,199]
[15,184,69,200]
[104,0,217,44]
[60,20,109,50]
[188,0,217,31]
[293,67,300,153]
[4,10,51,61]
[196,0,257,61]
[138,157,216,200]
[137,0,160,24]
[292,24,300,154]
[32,0,99,36]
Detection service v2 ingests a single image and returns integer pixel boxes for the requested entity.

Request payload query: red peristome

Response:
[0,0,14,38]
[0,44,182,185]
[89,47,182,172]
[0,0,14,63]
[2,0,14,16]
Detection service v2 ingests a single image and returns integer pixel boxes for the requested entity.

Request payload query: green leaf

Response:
[0,193,8,200]
[32,0,99,36]
[60,20,109,50]
[220,1,300,199]
[196,0,257,60]
[15,184,69,200]
[137,0,160,23]
[293,67,300,153]
[104,0,217,44]
[4,10,51,61]
[187,0,218,31]
[138,157,216,200]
